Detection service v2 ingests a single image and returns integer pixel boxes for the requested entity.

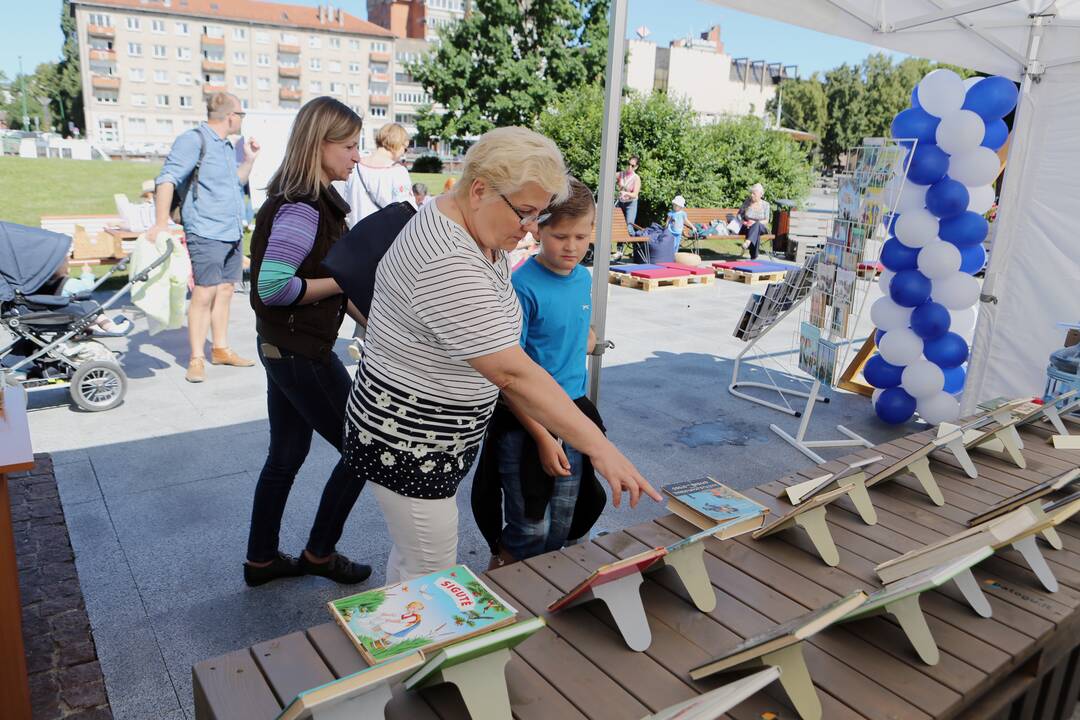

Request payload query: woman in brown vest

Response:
[244,97,371,587]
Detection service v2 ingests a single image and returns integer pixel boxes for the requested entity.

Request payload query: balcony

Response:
[370,72,389,83]
[88,49,116,61]
[369,51,391,63]
[368,94,390,106]
[87,24,115,38]
[91,75,121,90]
[278,43,300,54]
[278,66,300,78]
[203,83,226,94]
[280,87,302,100]
[201,34,225,47]
[202,59,226,73]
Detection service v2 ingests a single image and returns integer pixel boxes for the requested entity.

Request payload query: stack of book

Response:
[734,260,817,341]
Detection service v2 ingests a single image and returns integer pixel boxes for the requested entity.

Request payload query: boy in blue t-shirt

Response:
[666,195,688,254]
[496,177,596,561]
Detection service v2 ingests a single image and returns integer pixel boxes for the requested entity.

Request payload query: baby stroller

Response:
[0,222,173,411]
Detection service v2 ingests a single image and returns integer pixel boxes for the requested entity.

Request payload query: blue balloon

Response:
[891,108,940,147]
[880,237,920,271]
[943,366,967,394]
[875,328,886,346]
[864,354,905,389]
[959,243,987,274]
[889,269,933,308]
[906,143,949,185]
[911,85,921,109]
[910,301,951,340]
[925,177,970,219]
[875,387,918,424]
[883,212,899,235]
[962,76,1019,120]
[981,118,1008,150]
[924,332,969,369]
[939,211,989,247]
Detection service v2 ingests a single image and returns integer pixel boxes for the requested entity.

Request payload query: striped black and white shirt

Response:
[343,200,522,498]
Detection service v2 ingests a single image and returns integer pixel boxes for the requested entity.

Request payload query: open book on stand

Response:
[663,477,768,537]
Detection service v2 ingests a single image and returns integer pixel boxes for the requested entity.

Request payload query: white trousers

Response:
[371,482,458,583]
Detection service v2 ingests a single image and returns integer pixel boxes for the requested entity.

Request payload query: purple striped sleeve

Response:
[258,203,320,306]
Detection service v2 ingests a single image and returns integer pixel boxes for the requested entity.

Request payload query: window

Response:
[151,19,165,33]
[348,83,361,94]
[371,41,388,53]
[88,12,112,26]
[153,45,167,59]
[179,95,193,108]
[370,107,386,118]
[256,77,270,90]
[348,39,360,50]
[129,116,147,130]
[394,91,429,104]
[257,100,272,109]
[369,82,388,95]
[175,22,189,35]
[156,118,173,133]
[233,27,246,40]
[154,70,168,83]
[309,80,322,92]
[328,60,340,73]
[177,47,191,60]
[348,62,361,74]
[177,71,193,85]
[128,42,142,56]
[131,94,147,107]
[256,53,270,67]
[308,35,321,48]
[127,17,141,31]
[204,25,224,38]
[309,58,321,70]
[129,67,145,81]
[369,62,388,74]
[256,30,270,44]
[329,37,340,49]
[395,113,416,124]
[98,119,119,142]
[95,90,118,104]
[241,98,250,109]
[280,32,298,44]
[329,82,342,95]
[183,120,199,129]
[233,51,248,65]
[234,75,248,89]
[155,94,169,107]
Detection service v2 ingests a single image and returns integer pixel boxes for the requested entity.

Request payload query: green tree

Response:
[2,63,63,132]
[411,0,610,143]
[821,63,867,168]
[697,117,816,207]
[57,0,85,135]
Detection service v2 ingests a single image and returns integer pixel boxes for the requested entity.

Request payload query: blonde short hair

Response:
[267,96,362,202]
[457,127,569,204]
[207,92,238,119]
[375,123,410,153]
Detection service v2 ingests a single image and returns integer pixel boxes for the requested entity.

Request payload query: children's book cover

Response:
[547,547,667,612]
[328,565,517,665]
[662,478,767,526]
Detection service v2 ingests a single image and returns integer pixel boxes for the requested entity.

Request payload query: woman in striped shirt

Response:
[343,127,661,582]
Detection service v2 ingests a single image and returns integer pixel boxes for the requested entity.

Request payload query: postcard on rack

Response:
[799,321,820,376]
[837,179,860,221]
[662,476,769,537]
[829,306,850,339]
[815,339,839,387]
[547,546,668,612]
[809,290,828,329]
[328,564,517,665]
[833,268,857,312]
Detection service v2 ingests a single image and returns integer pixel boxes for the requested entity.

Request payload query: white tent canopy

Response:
[591,0,1080,409]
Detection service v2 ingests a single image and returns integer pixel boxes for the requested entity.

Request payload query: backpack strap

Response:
[188,129,208,203]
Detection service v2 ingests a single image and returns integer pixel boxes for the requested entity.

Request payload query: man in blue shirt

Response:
[149,92,260,382]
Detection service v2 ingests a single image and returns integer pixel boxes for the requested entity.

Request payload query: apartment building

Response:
[72,0,396,152]
[367,0,466,42]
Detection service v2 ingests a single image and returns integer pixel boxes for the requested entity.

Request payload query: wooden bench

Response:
[785,209,835,264]
[590,210,650,262]
[683,207,775,254]
[193,421,1080,720]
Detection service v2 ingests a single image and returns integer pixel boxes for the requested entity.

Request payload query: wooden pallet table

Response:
[721,269,788,285]
[193,423,1080,720]
[608,271,713,292]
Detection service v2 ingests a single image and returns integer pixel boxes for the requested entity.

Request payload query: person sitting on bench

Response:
[738,183,771,260]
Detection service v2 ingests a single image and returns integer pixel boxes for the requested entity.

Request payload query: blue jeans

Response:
[497,428,583,560]
[617,199,638,233]
[245,341,363,563]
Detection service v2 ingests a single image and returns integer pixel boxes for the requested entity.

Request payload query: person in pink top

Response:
[615,156,641,231]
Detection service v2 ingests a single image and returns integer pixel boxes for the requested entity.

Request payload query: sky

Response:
[2,0,904,81]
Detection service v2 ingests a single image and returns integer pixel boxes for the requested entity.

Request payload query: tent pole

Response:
[586,0,629,405]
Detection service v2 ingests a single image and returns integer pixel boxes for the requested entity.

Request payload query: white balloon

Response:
[879,327,924,366]
[902,359,946,399]
[894,209,939,249]
[948,146,1001,187]
[966,184,995,215]
[935,110,985,155]
[918,391,961,425]
[870,296,913,332]
[932,272,981,310]
[918,69,966,118]
[872,388,884,404]
[879,269,895,294]
[917,241,962,280]
[894,181,929,214]
[963,76,983,91]
[948,305,978,337]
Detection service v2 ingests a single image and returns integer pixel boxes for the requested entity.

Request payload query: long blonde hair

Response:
[267,97,362,202]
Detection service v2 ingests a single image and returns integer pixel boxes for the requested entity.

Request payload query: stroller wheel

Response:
[70,360,128,412]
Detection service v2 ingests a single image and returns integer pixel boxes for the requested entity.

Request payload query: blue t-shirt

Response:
[667,209,688,237]
[512,257,592,400]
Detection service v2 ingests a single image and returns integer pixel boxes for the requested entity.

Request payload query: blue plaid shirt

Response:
[156,123,245,242]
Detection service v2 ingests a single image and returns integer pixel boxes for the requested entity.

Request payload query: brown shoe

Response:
[210,347,255,367]
[185,357,206,383]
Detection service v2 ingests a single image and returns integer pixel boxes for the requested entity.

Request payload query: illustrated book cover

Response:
[662,477,768,536]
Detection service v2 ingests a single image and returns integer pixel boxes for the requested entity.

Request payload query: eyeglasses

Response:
[500,194,551,227]
[231,111,246,119]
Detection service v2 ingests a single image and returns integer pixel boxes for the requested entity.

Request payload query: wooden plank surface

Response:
[192,424,1080,720]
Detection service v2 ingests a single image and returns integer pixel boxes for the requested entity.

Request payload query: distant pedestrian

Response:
[667,195,688,254]
[339,123,415,228]
[616,156,641,231]
[148,92,259,383]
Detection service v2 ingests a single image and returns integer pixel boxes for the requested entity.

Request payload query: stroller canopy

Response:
[0,222,72,303]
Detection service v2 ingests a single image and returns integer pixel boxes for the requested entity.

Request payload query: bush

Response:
[536,85,813,225]
[411,155,444,174]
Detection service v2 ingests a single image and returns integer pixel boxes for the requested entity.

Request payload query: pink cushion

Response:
[711,261,762,269]
[630,268,691,279]
[659,262,712,276]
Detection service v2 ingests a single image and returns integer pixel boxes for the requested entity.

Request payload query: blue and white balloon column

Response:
[868,70,1017,425]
